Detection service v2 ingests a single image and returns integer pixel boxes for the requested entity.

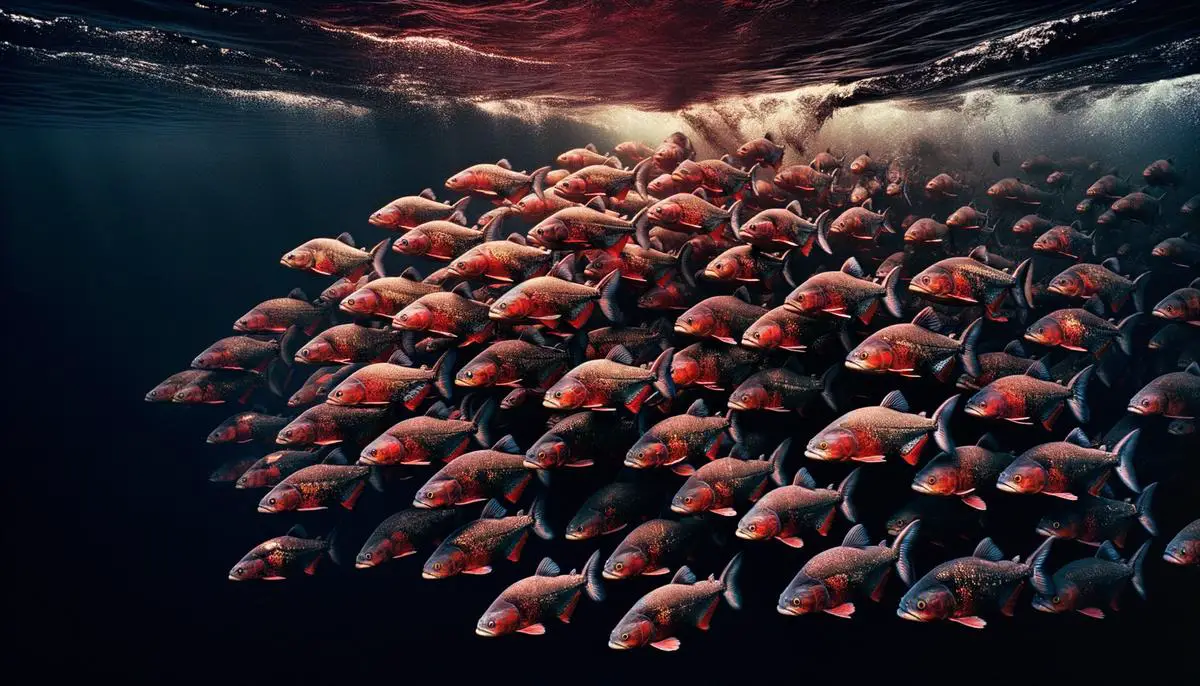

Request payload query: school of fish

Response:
[150,134,1199,650]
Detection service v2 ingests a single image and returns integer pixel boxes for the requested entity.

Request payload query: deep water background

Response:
[5,99,1199,683]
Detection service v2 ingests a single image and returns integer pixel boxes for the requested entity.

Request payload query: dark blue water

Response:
[4,1,1199,682]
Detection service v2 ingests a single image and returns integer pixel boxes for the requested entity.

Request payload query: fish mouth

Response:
[1034,527,1057,538]
[996,481,1018,493]
[475,626,496,637]
[421,571,441,580]
[726,400,747,411]
[411,500,432,509]
[601,570,623,580]
[734,529,755,540]
[563,531,583,541]
[608,641,629,650]
[256,505,276,514]
[908,283,932,296]
[1163,551,1185,564]
[227,574,242,581]
[1046,284,1067,296]
[804,449,828,460]
[1023,333,1048,345]
[355,561,375,570]
[1126,405,1146,415]
[963,406,985,418]
[669,504,690,514]
[910,483,933,495]
[897,609,924,622]
[843,359,877,372]
[1151,308,1172,319]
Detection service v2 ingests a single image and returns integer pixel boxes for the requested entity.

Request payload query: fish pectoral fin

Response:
[777,536,805,549]
[642,567,671,576]
[557,591,582,623]
[851,455,887,463]
[960,494,988,511]
[650,637,681,652]
[670,463,697,477]
[463,566,493,575]
[517,623,547,635]
[1046,491,1079,501]
[1077,607,1106,620]
[824,603,856,619]
[949,616,987,629]
[565,459,594,468]
[709,507,738,517]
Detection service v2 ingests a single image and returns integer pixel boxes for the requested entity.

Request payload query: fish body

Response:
[1048,261,1142,313]
[525,412,637,469]
[909,251,1030,320]
[172,369,270,405]
[566,481,661,541]
[727,367,830,413]
[846,307,981,382]
[393,288,494,345]
[234,290,325,335]
[528,205,636,252]
[391,220,486,261]
[276,403,390,446]
[672,159,751,197]
[340,273,441,318]
[228,527,332,580]
[1034,225,1093,259]
[489,271,622,329]
[1024,308,1139,356]
[207,411,290,444]
[448,238,552,283]
[1128,365,1200,418]
[671,441,787,516]
[543,347,674,413]
[445,160,550,204]
[553,163,642,202]
[257,463,374,513]
[477,551,606,637]
[603,517,709,580]
[1152,286,1200,327]
[964,361,1092,429]
[671,340,761,391]
[413,437,532,508]
[955,341,1037,391]
[996,427,1140,498]
[785,258,901,325]
[557,144,620,172]
[1164,519,1200,565]
[191,335,282,374]
[457,339,569,390]
[360,402,491,466]
[369,189,468,229]
[742,307,836,352]
[356,508,461,568]
[296,324,402,364]
[1036,485,1157,547]
[735,468,859,548]
[145,369,205,402]
[280,234,382,280]
[235,449,324,489]
[608,555,742,651]
[626,399,731,471]
[328,352,452,408]
[806,391,956,465]
[1031,540,1148,618]
[734,204,818,252]
[423,498,553,578]
[911,436,1012,510]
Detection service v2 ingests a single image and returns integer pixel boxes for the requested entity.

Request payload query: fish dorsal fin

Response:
[1003,340,1026,357]
[585,143,597,153]
[968,246,989,263]
[518,328,548,346]
[879,390,910,413]
[732,286,752,303]
[388,350,414,366]
[491,434,521,454]
[1096,541,1122,562]
[1025,360,1051,380]
[1064,427,1091,448]
[506,233,527,245]
[496,158,512,170]
[450,282,474,300]
[841,524,871,548]
[399,266,423,281]
[973,538,1005,562]
[861,199,874,212]
[425,401,451,419]
[910,306,942,332]
[671,566,698,585]
[764,132,775,143]
[1101,257,1121,273]
[691,187,709,202]
[336,232,356,247]
[793,468,817,489]
[840,257,866,278]
[535,557,561,576]
[605,344,634,365]
[286,524,309,538]
[480,499,508,519]
[549,254,576,281]
[288,288,309,301]
[1185,362,1200,376]
[584,196,606,212]
[419,188,437,201]
[686,399,709,417]
[976,433,1000,451]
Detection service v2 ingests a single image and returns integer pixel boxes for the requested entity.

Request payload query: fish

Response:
[191,333,293,374]
[257,454,381,513]
[910,434,1012,510]
[1011,214,1055,237]
[339,269,442,318]
[1109,191,1164,224]
[986,177,1058,207]
[392,283,495,345]
[565,480,661,541]
[206,411,291,445]
[1024,308,1141,357]
[955,340,1039,391]
[903,218,952,245]
[650,132,696,174]
[821,201,893,247]
[172,368,285,405]
[525,411,638,469]
[1030,539,1149,619]
[1086,174,1132,199]
[909,247,1032,320]
[390,220,491,261]
[810,150,843,174]
[208,456,259,484]
[280,233,385,280]
[1142,158,1182,187]
[1021,155,1060,176]
[784,258,903,325]
[1151,236,1200,268]
[963,360,1093,429]
[233,289,326,335]
[672,159,752,197]
[228,525,335,580]
[741,307,840,353]
[898,537,1054,629]
[422,497,554,578]
[806,390,957,465]
[288,363,359,407]
[583,320,670,362]
[612,141,655,167]
[925,173,969,198]
[505,188,580,223]
[295,323,404,365]
[846,306,982,382]
[355,508,462,569]
[670,439,789,516]
[735,133,785,169]
[369,189,470,230]
[727,365,837,414]
[553,160,651,202]
[637,279,698,311]
[671,340,761,391]
[359,399,493,466]
[1047,258,1148,313]
[996,427,1140,499]
[235,449,327,489]
[777,520,921,619]
[1035,483,1157,547]
[634,191,732,250]
[887,495,983,546]
[1127,363,1200,418]
[735,467,860,548]
[145,369,205,402]
[992,150,1001,166]
[488,260,623,328]
[456,333,571,392]
[732,201,820,253]
[445,159,551,205]
[608,554,742,652]
[603,517,710,580]
[527,201,638,253]
[276,403,391,446]
[476,551,606,637]
[543,345,675,413]
[326,350,454,409]
[675,288,768,345]
[556,143,621,172]
[584,241,677,285]
[412,435,535,508]
[1163,519,1200,565]
[1033,224,1094,259]
[945,205,990,230]
[1151,281,1200,327]
[625,399,733,474]
[447,235,552,284]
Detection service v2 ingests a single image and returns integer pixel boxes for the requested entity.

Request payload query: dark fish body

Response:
[644,192,731,235]
[585,243,675,284]
[413,445,532,508]
[172,369,267,404]
[846,308,981,382]
[828,205,890,241]
[603,517,708,579]
[671,340,761,391]
[1151,237,1200,267]
[775,165,835,193]
[955,343,1037,391]
[289,364,357,407]
[554,163,640,201]
[528,205,635,252]
[329,354,450,409]
[423,498,552,578]
[909,252,1029,319]
[507,189,580,223]
[608,554,741,651]
[525,412,637,469]
[734,205,818,252]
[584,322,667,361]
[1048,262,1141,312]
[339,275,441,318]
[1034,225,1093,259]
[207,411,290,444]
[1110,192,1162,223]
[191,335,281,373]
[785,258,900,325]
[566,481,660,541]
[369,190,468,230]
[735,469,858,548]
[1086,174,1131,199]
[626,402,731,470]
[257,463,373,512]
[1164,519,1200,565]
[145,369,204,402]
[997,428,1140,498]
[965,362,1092,429]
[898,539,1037,628]
[1011,214,1055,236]
[1128,365,1200,418]
[277,404,391,446]
[1151,286,1200,327]
[458,339,568,390]
[448,239,552,283]
[393,290,494,345]
[1036,486,1156,547]
[742,308,838,352]
[280,235,381,280]
[228,529,331,580]
[672,159,751,197]
[361,410,486,466]
[637,279,698,310]
[1031,541,1148,618]
[701,244,784,283]
[489,272,620,329]
[1024,308,1138,356]
[209,456,259,484]
[806,391,956,465]
[235,449,324,489]
[544,347,673,413]
[912,439,1012,509]
[392,220,485,261]
[671,447,785,516]
[736,135,785,168]
[356,508,461,568]
[676,293,768,344]
[887,496,982,544]
[728,367,827,413]
[476,552,605,637]
[904,218,950,244]
[296,323,400,364]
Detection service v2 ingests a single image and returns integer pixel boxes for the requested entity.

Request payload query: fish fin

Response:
[1078,607,1106,619]
[557,592,581,623]
[852,455,887,463]
[642,567,671,576]
[480,499,508,519]
[288,288,309,301]
[769,438,790,486]
[686,398,709,417]
[670,463,696,477]
[695,597,720,630]
[910,306,943,332]
[893,519,921,586]
[1116,312,1141,355]
[999,579,1025,617]
[881,263,903,318]
[1130,540,1150,599]
[1025,359,1051,380]
[856,297,880,325]
[650,638,681,652]
[961,494,987,511]
[432,349,457,400]
[932,394,959,454]
[1096,540,1123,562]
[340,481,366,510]
[949,616,987,629]
[840,257,866,278]
[535,557,561,576]
[671,566,698,585]
[491,434,521,454]
[719,552,743,610]
[817,507,838,536]
[959,318,982,379]
[1113,429,1141,493]
[709,507,737,517]
[777,536,805,549]
[517,623,546,635]
[879,390,910,412]
[869,567,892,602]
[1003,340,1027,358]
[286,524,310,539]
[605,344,634,365]
[824,603,856,619]
[841,523,871,548]
[336,232,356,247]
[1064,427,1092,447]
[1029,537,1055,595]
[1047,491,1078,501]
[838,467,860,522]
[505,530,530,562]
[972,537,1005,561]
[899,434,928,466]
[1135,482,1157,535]
[530,495,554,540]
[793,467,817,489]
[651,347,676,400]
[463,566,493,575]
[583,549,605,602]
[1066,365,1094,424]
[1039,401,1064,431]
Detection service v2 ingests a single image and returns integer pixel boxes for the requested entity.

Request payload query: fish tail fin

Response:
[1116,312,1142,355]
[596,268,624,324]
[729,199,744,234]
[530,165,551,201]
[583,549,606,602]
[1135,482,1157,536]
[279,325,303,367]
[266,358,290,397]
[371,238,390,277]
[769,438,790,486]
[531,494,555,540]
[651,347,677,400]
[932,394,959,454]
[1132,271,1150,313]
[451,195,471,215]
[432,348,457,400]
[678,242,699,288]
[1130,539,1150,600]
[719,552,744,610]
[472,397,498,448]
[633,158,653,200]
[632,207,652,250]
[816,209,834,255]
[1011,259,1033,309]
[881,262,903,318]
[1028,537,1055,595]
[820,363,840,412]
[325,528,343,567]
[1066,364,1094,424]
[367,466,386,493]
[838,467,861,523]
[959,317,983,379]
[893,519,921,586]
[1113,428,1141,493]
[481,210,505,241]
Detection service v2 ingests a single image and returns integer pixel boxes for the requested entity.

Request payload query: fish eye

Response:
[791,598,801,607]
[464,371,473,378]
[364,553,373,560]
[916,600,927,610]
[1013,475,1022,483]
[614,562,624,571]
[858,352,867,360]
[434,562,442,571]
[456,262,465,269]
[741,394,750,402]
[686,317,693,324]
[235,568,242,575]
[537,451,546,459]
[921,276,930,284]
[926,476,935,485]
[268,498,276,505]
[1052,521,1061,529]
[753,332,760,339]
[554,391,562,399]
[1052,595,1061,604]
[400,239,409,246]
[748,524,757,532]
[499,303,507,309]
[621,632,630,641]
[488,620,495,628]
[819,441,828,450]
[683,496,692,504]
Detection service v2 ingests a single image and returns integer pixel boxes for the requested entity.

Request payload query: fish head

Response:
[736,506,781,541]
[414,477,462,509]
[1151,240,1175,258]
[355,533,402,569]
[235,462,278,489]
[368,203,403,228]
[671,477,715,515]
[1047,272,1085,298]
[280,246,316,271]
[191,340,234,371]
[360,434,405,466]
[456,358,497,388]
[669,352,700,387]
[639,286,677,310]
[737,216,776,242]
[904,221,936,243]
[653,143,685,172]
[625,437,669,469]
[207,413,251,444]
[1032,584,1078,614]
[296,332,339,363]
[1035,512,1079,540]
[1024,315,1064,347]
[340,287,382,316]
[476,598,521,637]
[728,380,767,411]
[422,544,466,579]
[675,303,716,337]
[850,185,872,205]
[648,199,682,225]
[553,174,589,200]
[393,302,433,331]
[583,252,619,281]
[543,377,587,411]
[1033,229,1066,254]
[556,150,586,170]
[1127,387,1164,416]
[565,507,604,541]
[886,507,918,537]
[1152,294,1187,321]
[704,254,739,281]
[964,387,1008,419]
[806,427,858,462]
[1168,419,1195,436]
[886,182,904,198]
[145,379,182,402]
[392,231,430,257]
[449,250,490,279]
[784,286,827,316]
[545,169,570,186]
[444,169,478,193]
[897,583,954,622]
[1163,538,1198,565]
[525,434,568,469]
[778,578,829,616]
[671,160,704,186]
[648,173,678,196]
[257,484,301,513]
[996,455,1046,494]
[228,553,267,581]
[276,418,317,447]
[488,289,534,321]
[910,265,954,298]
[1096,210,1119,226]
[1110,196,1131,213]
[171,382,207,404]
[234,306,273,333]
[849,155,871,175]
[911,457,960,496]
[845,337,895,374]
[326,377,367,406]
[320,278,357,303]
[603,545,648,579]
[528,215,568,247]
[608,614,654,650]
[742,319,781,349]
